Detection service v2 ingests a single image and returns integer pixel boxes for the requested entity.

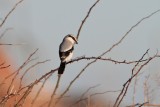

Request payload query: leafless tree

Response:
[0,0,160,107]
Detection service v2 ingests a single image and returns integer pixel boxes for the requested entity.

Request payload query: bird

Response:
[58,34,78,74]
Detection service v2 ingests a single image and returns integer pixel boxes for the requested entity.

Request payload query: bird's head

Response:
[66,34,78,44]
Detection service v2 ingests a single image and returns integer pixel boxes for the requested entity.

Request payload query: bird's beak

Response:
[75,40,78,44]
[75,38,78,44]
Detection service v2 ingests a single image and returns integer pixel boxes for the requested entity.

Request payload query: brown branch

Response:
[0,62,5,66]
[0,28,13,39]
[76,0,100,40]
[144,75,150,104]
[70,90,120,107]
[79,84,100,99]
[68,84,100,107]
[48,74,62,107]
[114,49,150,107]
[31,74,52,107]
[0,57,38,87]
[0,85,20,105]
[132,73,138,106]
[0,43,25,46]
[142,104,160,107]
[0,65,10,69]
[132,49,149,75]
[14,68,58,106]
[91,90,121,97]
[55,60,96,105]
[0,0,24,28]
[100,9,160,57]
[6,49,38,94]
[68,56,149,65]
[114,54,160,107]
[19,59,50,89]
[15,3,160,106]
[126,102,149,107]
[14,86,33,107]
[4,57,38,81]
[139,102,149,107]
[58,8,160,106]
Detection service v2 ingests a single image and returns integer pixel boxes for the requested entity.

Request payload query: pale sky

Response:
[1,0,160,105]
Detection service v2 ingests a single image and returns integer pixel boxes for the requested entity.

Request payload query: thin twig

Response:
[0,28,13,39]
[68,56,149,65]
[126,102,149,107]
[4,57,38,81]
[114,54,160,107]
[31,74,52,107]
[144,75,150,104]
[114,49,150,107]
[19,59,50,89]
[100,8,160,57]
[0,85,20,105]
[6,49,38,94]
[48,74,62,107]
[0,43,25,46]
[76,0,100,40]
[55,9,160,105]
[79,84,100,99]
[132,49,149,75]
[14,68,58,106]
[55,60,96,105]
[0,0,24,28]
[0,65,10,69]
[70,90,120,107]
[132,73,138,106]
[0,62,10,70]
[139,102,149,107]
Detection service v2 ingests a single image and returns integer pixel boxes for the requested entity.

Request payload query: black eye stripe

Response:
[68,35,76,42]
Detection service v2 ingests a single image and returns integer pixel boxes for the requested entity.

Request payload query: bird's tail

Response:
[58,62,66,74]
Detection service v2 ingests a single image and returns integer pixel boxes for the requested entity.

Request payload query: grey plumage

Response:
[58,34,78,74]
[60,39,74,52]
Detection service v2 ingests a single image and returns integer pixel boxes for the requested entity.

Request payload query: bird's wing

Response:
[59,40,73,52]
[59,47,74,61]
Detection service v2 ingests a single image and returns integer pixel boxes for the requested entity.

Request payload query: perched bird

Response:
[58,34,78,74]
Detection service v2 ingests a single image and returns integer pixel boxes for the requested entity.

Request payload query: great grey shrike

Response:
[58,34,78,74]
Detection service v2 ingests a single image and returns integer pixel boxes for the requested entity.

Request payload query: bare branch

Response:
[14,68,58,106]
[0,28,13,39]
[19,59,50,89]
[114,54,160,107]
[0,43,25,46]
[114,49,149,107]
[0,65,10,69]
[79,84,100,99]
[144,75,150,104]
[139,102,149,107]
[76,0,100,40]
[91,90,121,97]
[126,102,149,107]
[132,49,149,75]
[0,0,24,28]
[48,74,62,107]
[57,9,160,106]
[0,85,20,105]
[0,62,10,69]
[55,60,96,105]
[31,74,52,107]
[68,56,149,65]
[132,73,138,106]
[6,49,38,94]
[100,9,160,57]
[70,90,120,107]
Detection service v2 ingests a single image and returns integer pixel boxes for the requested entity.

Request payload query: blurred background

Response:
[0,0,160,106]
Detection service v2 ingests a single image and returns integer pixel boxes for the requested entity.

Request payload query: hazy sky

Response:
[1,0,160,105]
